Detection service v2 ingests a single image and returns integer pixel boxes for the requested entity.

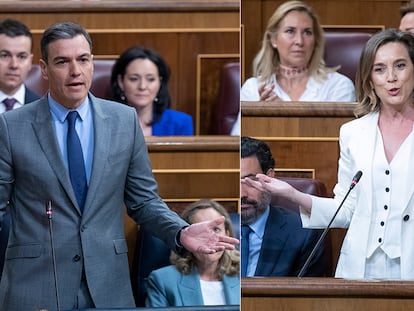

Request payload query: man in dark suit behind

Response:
[0,18,40,282]
[240,136,328,277]
[0,21,237,311]
[0,19,40,110]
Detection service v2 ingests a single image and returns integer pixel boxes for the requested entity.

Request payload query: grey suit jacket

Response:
[146,265,240,307]
[0,94,187,311]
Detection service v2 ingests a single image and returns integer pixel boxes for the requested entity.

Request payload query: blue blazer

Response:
[254,206,329,277]
[153,109,193,136]
[146,265,240,307]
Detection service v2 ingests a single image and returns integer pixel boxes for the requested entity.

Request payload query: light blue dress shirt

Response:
[48,93,94,184]
[246,206,270,276]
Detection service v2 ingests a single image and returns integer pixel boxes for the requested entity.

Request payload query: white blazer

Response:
[301,112,414,279]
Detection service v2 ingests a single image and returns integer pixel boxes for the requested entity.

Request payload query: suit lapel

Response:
[255,207,289,275]
[222,274,240,304]
[82,95,112,214]
[179,269,204,305]
[32,97,79,210]
[353,113,378,215]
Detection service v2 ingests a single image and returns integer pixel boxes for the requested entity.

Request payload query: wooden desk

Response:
[124,135,240,265]
[146,135,240,212]
[242,277,414,311]
[241,101,356,137]
[241,101,356,196]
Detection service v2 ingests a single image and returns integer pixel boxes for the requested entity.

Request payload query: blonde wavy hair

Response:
[170,199,240,278]
[253,0,336,83]
[354,29,414,117]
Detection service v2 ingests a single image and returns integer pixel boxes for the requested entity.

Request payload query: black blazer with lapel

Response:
[254,206,329,277]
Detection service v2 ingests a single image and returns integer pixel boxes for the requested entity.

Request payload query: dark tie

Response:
[241,225,251,277]
[66,111,87,211]
[3,98,17,111]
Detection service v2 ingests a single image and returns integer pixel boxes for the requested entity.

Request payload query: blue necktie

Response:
[67,111,87,211]
[241,225,251,277]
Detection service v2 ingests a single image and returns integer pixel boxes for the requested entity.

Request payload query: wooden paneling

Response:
[0,1,239,28]
[197,54,240,134]
[124,135,240,265]
[2,1,240,135]
[30,29,239,134]
[241,0,401,80]
[146,135,240,213]
[241,101,356,197]
[242,277,414,311]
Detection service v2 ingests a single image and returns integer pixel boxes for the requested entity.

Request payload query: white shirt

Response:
[240,71,355,102]
[200,280,226,305]
[367,126,413,259]
[0,85,25,112]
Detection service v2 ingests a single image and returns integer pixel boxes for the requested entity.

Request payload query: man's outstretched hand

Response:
[180,216,239,254]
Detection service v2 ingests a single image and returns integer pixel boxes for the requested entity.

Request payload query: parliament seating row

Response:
[24,60,240,135]
[324,32,371,83]
[24,60,114,100]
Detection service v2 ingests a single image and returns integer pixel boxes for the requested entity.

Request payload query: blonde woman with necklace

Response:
[241,0,355,102]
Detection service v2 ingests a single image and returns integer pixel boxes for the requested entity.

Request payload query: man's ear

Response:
[265,168,275,178]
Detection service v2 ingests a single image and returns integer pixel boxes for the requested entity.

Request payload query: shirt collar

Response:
[248,205,270,239]
[48,92,90,123]
[0,84,26,105]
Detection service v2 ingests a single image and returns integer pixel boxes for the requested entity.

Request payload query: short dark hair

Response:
[110,45,171,125]
[40,21,92,63]
[241,136,275,173]
[0,19,32,48]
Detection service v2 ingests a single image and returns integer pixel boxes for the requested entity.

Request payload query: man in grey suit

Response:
[0,21,238,311]
[0,18,41,282]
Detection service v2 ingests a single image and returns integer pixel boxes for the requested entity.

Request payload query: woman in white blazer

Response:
[242,28,414,280]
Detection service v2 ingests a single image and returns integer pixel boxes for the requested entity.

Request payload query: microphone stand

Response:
[298,171,362,278]
[46,201,61,311]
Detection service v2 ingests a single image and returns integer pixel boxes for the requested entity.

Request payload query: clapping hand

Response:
[258,82,280,101]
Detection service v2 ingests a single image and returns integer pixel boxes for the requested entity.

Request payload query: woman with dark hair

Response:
[146,199,240,307]
[111,45,193,136]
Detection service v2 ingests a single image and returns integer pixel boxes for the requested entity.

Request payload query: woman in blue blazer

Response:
[111,45,193,136]
[146,199,240,307]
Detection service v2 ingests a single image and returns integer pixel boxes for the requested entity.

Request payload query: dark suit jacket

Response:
[0,93,188,311]
[153,109,193,136]
[24,86,41,104]
[254,206,329,277]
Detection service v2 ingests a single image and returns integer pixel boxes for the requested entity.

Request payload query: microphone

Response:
[46,201,61,311]
[297,171,363,278]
